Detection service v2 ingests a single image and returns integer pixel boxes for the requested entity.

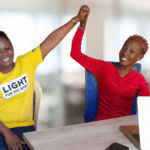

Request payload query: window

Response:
[60,15,86,73]
[0,10,59,74]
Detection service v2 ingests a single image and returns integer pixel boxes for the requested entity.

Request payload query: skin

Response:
[0,37,15,74]
[79,5,90,30]
[79,6,144,78]
[0,5,89,150]
[117,38,144,77]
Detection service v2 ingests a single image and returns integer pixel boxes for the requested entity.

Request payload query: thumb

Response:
[21,140,26,144]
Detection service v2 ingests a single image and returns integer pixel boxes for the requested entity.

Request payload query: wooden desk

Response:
[23,115,139,150]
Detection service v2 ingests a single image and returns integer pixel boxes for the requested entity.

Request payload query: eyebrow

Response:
[122,45,126,48]
[4,44,11,47]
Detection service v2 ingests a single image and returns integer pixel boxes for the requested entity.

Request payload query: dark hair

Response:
[0,31,12,44]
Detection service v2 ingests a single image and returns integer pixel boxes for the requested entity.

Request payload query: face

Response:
[0,37,14,68]
[119,38,143,67]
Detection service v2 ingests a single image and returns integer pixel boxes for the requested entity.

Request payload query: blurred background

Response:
[1,0,150,130]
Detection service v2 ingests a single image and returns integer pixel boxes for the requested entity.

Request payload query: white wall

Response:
[1,0,150,60]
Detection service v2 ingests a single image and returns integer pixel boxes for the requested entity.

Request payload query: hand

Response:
[4,130,26,150]
[77,5,90,29]
[77,5,90,21]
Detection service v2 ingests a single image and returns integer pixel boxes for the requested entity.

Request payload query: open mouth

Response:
[121,57,128,61]
[2,58,10,62]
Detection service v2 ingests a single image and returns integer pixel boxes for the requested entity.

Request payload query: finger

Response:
[84,15,88,19]
[18,143,23,150]
[82,5,89,10]
[21,141,26,144]
[82,6,87,12]
[84,6,90,13]
[8,144,12,150]
[83,7,89,13]
[80,5,86,11]
[11,144,17,150]
[81,5,86,8]
[80,5,85,10]
[21,140,26,144]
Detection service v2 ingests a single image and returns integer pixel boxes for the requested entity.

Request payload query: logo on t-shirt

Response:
[0,73,29,100]
[32,48,36,52]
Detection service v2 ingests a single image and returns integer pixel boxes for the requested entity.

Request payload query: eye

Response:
[130,49,134,53]
[5,47,10,51]
[121,47,126,51]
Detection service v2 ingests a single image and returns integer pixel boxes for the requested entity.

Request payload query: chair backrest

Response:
[84,62,141,123]
[33,79,42,130]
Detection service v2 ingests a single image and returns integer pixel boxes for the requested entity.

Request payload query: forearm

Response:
[79,19,87,30]
[71,29,96,74]
[71,28,104,77]
[70,5,88,59]
[0,121,10,137]
[71,28,85,59]
[40,16,79,59]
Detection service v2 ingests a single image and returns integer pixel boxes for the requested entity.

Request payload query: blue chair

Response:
[84,62,141,123]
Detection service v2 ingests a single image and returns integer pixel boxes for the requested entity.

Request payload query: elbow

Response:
[70,51,75,60]
[70,44,74,58]
[70,50,73,58]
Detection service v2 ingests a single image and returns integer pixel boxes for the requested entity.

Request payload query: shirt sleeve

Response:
[70,28,109,77]
[21,45,43,69]
[138,75,150,96]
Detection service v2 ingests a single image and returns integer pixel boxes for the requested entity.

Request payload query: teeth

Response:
[3,58,9,62]
[121,57,128,61]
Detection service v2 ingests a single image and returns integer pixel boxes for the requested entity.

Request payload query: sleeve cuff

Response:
[77,27,85,32]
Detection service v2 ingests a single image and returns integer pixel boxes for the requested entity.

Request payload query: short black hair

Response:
[0,31,12,44]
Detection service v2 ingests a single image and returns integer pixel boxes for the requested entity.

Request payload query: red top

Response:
[71,29,150,121]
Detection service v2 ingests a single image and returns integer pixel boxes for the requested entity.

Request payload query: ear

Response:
[138,54,144,61]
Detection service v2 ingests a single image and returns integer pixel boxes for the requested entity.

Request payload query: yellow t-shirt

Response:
[0,46,43,128]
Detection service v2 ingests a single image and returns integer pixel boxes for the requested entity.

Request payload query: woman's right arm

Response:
[70,5,107,77]
[0,121,25,150]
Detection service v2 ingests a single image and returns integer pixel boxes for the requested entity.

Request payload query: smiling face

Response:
[119,38,143,67]
[0,37,14,70]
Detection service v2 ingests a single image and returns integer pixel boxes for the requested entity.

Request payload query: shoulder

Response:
[15,55,23,64]
[132,70,147,82]
[98,60,113,66]
[96,60,114,69]
[106,61,119,69]
[132,70,144,77]
[15,54,29,64]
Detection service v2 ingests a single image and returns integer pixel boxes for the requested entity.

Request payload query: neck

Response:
[116,65,133,77]
[0,63,15,74]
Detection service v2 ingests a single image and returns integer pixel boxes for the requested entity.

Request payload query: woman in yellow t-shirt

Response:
[0,6,89,150]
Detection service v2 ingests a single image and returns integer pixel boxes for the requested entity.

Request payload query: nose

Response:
[122,49,129,56]
[1,51,7,57]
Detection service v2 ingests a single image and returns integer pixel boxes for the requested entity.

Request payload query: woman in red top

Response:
[71,5,150,121]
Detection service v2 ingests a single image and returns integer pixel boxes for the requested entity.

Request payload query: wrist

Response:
[79,24,86,30]
[0,128,11,137]
[79,21,86,29]
[71,16,79,25]
[78,26,85,31]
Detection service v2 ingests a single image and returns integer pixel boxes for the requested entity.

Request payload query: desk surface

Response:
[23,115,139,150]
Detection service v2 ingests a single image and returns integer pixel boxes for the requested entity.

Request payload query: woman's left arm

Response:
[40,5,88,60]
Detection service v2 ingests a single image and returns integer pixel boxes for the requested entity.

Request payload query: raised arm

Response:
[70,5,108,77]
[40,5,89,60]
